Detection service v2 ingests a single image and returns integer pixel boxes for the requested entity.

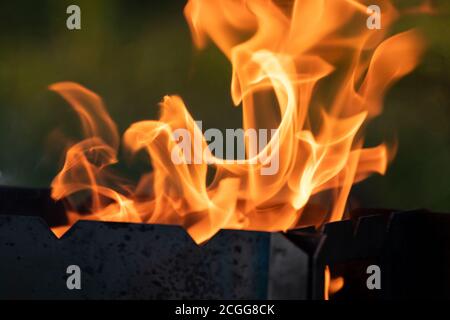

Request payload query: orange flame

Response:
[324,265,344,300]
[49,0,424,243]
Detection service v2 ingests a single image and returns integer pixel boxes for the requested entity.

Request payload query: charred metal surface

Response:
[0,215,272,299]
[0,187,449,299]
[267,231,313,299]
[317,210,450,300]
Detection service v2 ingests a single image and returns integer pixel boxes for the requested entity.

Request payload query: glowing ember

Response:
[49,0,423,243]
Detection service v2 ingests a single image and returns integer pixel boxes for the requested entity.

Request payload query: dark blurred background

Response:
[0,0,448,212]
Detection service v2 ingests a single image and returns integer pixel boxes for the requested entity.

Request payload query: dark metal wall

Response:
[0,189,449,300]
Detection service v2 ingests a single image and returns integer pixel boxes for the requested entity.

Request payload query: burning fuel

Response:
[49,0,424,244]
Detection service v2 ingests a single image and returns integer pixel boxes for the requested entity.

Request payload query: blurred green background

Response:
[0,0,448,211]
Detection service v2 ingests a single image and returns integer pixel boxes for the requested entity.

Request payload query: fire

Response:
[49,0,423,243]
[324,265,345,300]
